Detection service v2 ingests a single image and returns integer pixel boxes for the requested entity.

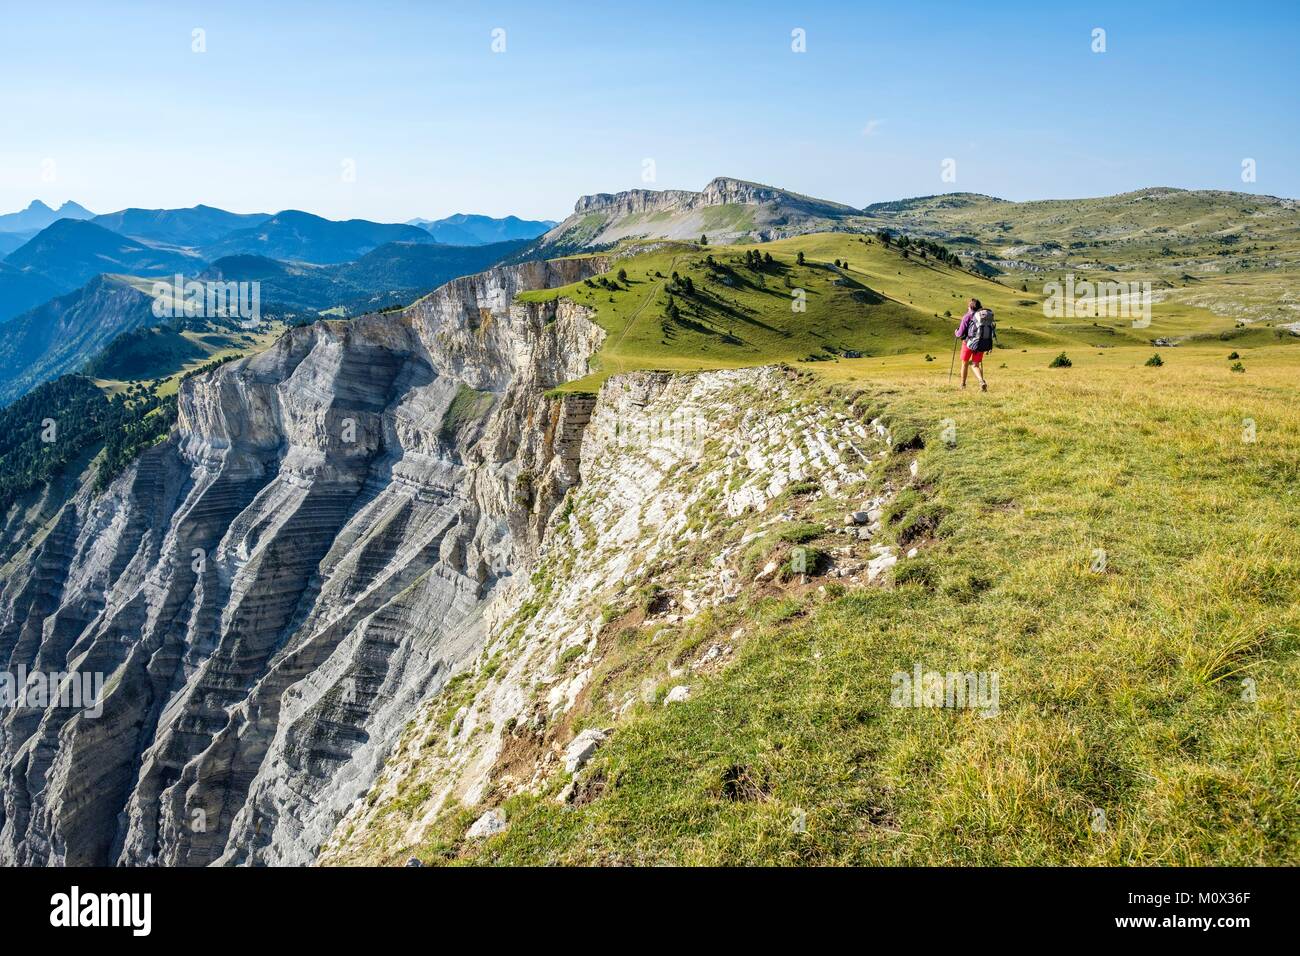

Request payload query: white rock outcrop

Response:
[663,686,692,706]
[466,808,507,840]
[563,729,608,775]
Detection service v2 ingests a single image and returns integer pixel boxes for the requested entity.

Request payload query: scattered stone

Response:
[466,807,507,840]
[404,857,423,867]
[846,510,870,525]
[867,550,898,582]
[693,643,729,669]
[909,460,919,478]
[664,685,692,705]
[906,547,919,559]
[755,560,779,582]
[555,782,576,805]
[563,728,608,774]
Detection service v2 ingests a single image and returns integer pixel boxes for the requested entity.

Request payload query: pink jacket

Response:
[955,310,974,339]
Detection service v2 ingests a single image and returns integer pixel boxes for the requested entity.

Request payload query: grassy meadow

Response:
[522,232,1275,395]
[90,320,288,398]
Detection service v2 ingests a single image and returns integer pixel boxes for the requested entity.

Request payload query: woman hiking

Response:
[954,298,995,391]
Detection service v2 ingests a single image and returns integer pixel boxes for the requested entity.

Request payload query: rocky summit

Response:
[535,176,865,251]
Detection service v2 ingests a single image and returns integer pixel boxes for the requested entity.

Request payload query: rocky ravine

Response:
[0,256,606,865]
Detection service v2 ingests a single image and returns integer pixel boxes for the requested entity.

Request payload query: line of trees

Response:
[876,230,963,267]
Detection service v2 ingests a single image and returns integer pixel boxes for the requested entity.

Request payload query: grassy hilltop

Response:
[523,229,1285,394]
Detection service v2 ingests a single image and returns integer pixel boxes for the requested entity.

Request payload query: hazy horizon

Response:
[3,0,1297,223]
[5,177,1298,230]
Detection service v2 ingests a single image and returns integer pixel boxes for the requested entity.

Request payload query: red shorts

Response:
[961,344,985,364]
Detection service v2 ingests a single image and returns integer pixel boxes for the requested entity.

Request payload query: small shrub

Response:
[639,584,672,615]
[1230,361,1245,373]
[1145,353,1164,367]
[1049,352,1073,368]
[783,480,820,498]
[1228,351,1240,360]
[779,546,827,581]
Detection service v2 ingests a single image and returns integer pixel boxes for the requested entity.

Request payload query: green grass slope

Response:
[862,189,1300,334]
[522,232,1285,394]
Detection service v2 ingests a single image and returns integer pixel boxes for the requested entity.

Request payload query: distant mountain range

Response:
[0,199,95,233]
[0,220,200,325]
[200,238,529,314]
[0,202,544,328]
[6,219,203,288]
[407,213,556,246]
[91,205,271,246]
[201,210,437,264]
[0,198,537,403]
[0,202,551,267]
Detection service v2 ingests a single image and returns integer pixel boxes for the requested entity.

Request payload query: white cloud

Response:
[861,119,884,137]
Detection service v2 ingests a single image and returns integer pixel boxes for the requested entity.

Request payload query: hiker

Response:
[955,298,995,391]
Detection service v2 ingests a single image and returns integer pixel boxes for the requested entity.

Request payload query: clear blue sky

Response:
[2,0,1296,223]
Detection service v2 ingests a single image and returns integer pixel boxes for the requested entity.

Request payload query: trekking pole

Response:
[947,335,958,384]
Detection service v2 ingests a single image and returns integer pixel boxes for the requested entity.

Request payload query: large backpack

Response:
[965,308,995,352]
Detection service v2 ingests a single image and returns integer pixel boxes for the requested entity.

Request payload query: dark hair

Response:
[968,298,982,311]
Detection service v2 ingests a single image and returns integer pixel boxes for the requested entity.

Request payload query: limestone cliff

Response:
[533,176,866,252]
[0,256,606,865]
